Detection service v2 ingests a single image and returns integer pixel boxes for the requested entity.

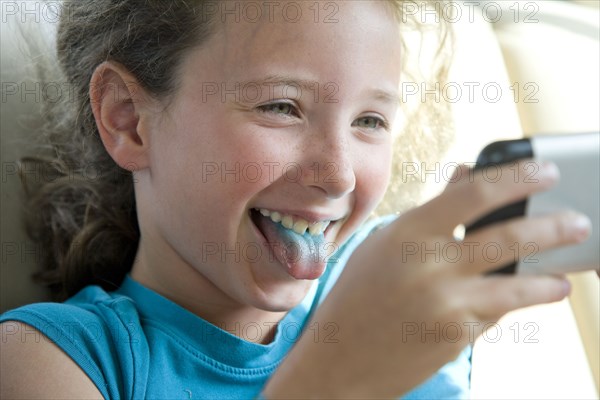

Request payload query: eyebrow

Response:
[237,74,401,105]
[238,74,318,91]
[367,88,402,105]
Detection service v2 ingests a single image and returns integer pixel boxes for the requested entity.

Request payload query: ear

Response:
[89,62,154,172]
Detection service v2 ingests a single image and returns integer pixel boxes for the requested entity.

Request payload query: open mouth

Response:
[248,208,338,280]
[250,208,335,238]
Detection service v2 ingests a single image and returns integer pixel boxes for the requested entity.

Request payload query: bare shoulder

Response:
[1,321,104,399]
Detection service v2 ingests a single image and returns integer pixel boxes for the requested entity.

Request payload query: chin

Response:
[246,280,315,313]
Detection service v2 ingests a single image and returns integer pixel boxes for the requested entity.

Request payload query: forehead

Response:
[214,1,399,55]
[185,1,402,96]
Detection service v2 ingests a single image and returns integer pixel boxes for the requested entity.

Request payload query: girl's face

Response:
[135,1,402,311]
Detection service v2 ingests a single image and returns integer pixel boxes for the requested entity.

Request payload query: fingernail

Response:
[539,162,560,183]
[561,279,572,296]
[572,214,592,241]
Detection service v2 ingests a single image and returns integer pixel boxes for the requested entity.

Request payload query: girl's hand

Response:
[265,161,590,399]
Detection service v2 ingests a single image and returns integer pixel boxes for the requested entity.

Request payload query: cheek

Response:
[150,118,283,224]
[334,144,392,246]
[356,145,393,209]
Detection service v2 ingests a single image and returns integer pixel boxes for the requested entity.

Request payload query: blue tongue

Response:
[272,221,325,259]
[255,213,327,278]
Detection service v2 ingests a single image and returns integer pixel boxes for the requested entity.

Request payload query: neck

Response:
[130,241,288,345]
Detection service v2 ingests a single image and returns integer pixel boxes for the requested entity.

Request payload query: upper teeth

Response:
[257,208,330,236]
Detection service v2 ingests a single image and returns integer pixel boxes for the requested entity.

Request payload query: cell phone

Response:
[466,132,600,275]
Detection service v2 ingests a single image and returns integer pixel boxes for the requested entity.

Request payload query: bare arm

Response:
[1,321,104,399]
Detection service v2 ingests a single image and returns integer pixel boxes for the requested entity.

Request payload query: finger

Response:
[457,211,592,275]
[472,275,571,319]
[417,160,560,235]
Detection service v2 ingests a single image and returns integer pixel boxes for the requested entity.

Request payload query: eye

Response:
[256,101,299,117]
[353,115,389,131]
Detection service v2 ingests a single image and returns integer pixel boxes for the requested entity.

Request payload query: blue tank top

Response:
[1,216,471,399]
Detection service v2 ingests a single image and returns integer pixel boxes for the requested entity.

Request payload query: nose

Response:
[298,127,356,199]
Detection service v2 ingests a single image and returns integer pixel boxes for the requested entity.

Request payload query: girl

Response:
[1,1,586,398]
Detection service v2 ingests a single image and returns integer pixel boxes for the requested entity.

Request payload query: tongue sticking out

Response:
[253,212,328,280]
